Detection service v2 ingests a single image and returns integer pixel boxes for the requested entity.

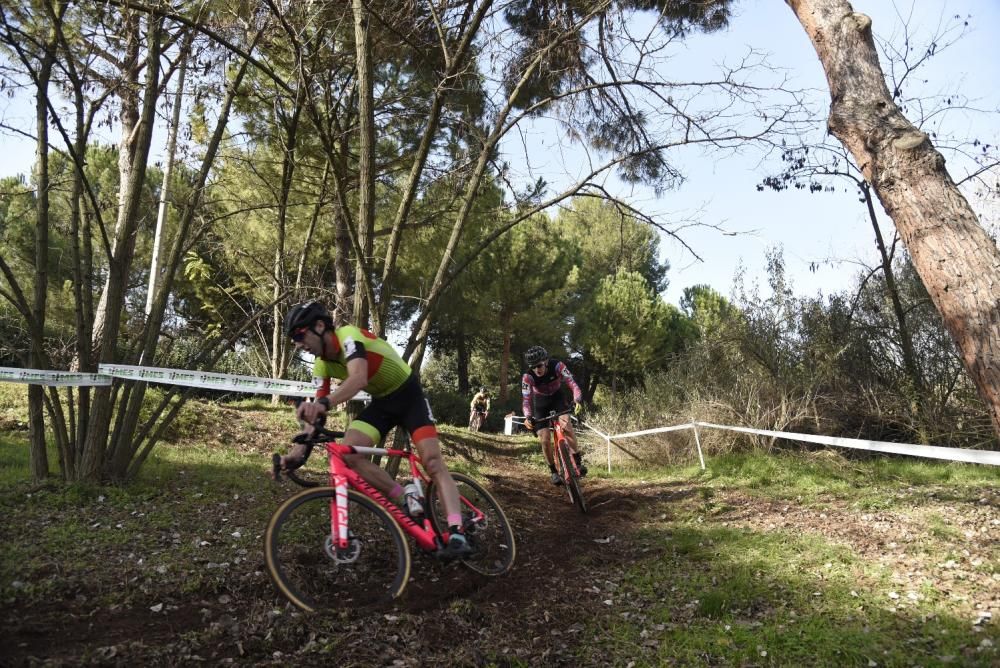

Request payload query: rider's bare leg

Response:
[539,428,554,466]
[560,415,579,454]
[339,429,404,500]
[413,436,462,519]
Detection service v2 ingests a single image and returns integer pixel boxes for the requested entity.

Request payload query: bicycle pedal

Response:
[436,535,474,560]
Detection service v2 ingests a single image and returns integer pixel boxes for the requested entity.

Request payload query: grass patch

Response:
[624,450,1000,510]
[597,522,990,666]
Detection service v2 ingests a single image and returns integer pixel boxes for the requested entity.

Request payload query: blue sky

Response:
[648,0,1000,305]
[657,0,999,305]
[499,0,1000,306]
[2,0,997,311]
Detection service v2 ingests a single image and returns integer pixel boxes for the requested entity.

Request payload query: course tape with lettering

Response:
[3,366,995,465]
[0,364,369,400]
[586,419,999,466]
[98,364,322,397]
[0,367,111,387]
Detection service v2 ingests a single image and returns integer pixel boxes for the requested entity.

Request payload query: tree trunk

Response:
[334,206,353,325]
[90,9,143,356]
[82,12,163,481]
[145,33,190,323]
[861,182,926,418]
[787,0,1000,441]
[373,0,492,332]
[352,0,375,331]
[498,309,513,403]
[108,48,257,481]
[457,334,470,395]
[28,31,56,481]
[270,77,307,404]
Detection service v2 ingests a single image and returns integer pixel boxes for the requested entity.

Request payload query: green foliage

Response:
[577,269,675,385]
[423,385,469,427]
[680,284,742,335]
[584,243,990,449]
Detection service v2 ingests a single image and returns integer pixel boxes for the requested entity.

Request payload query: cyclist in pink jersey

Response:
[521,346,587,486]
[276,301,471,557]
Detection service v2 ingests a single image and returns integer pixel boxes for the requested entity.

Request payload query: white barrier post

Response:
[606,434,612,474]
[691,421,705,470]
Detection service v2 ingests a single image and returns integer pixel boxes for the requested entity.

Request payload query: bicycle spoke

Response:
[560,443,588,514]
[428,473,516,576]
[265,488,411,612]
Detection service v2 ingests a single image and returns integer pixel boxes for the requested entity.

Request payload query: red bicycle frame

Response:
[538,409,575,462]
[320,441,482,552]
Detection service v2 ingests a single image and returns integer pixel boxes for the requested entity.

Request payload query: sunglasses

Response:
[290,326,311,343]
[532,362,547,369]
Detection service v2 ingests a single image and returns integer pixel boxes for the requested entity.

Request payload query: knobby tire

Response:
[427,472,516,576]
[559,442,587,514]
[264,487,411,612]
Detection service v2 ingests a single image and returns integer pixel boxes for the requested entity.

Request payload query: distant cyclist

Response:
[469,386,491,431]
[277,300,471,557]
[521,346,586,485]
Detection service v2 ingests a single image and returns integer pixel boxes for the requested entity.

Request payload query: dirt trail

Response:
[3,439,665,667]
[4,435,997,666]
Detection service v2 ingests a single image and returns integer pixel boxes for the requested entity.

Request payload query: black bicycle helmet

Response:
[283,301,332,337]
[524,346,548,367]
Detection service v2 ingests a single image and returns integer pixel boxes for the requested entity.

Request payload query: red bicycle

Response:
[536,408,587,514]
[265,425,516,612]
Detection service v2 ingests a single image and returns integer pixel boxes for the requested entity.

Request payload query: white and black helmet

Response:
[524,346,548,367]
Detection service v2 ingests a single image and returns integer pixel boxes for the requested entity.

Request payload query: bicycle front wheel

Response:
[427,472,516,576]
[559,442,588,514]
[264,488,411,612]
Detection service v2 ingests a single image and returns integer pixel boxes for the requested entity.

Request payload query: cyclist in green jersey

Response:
[277,301,472,557]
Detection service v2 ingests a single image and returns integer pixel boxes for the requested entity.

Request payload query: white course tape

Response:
[591,420,1000,467]
[99,364,370,401]
[693,421,1000,466]
[605,423,696,439]
[0,364,369,400]
[99,364,318,397]
[578,420,610,439]
[0,366,112,387]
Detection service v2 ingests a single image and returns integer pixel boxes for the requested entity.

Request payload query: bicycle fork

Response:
[329,469,351,552]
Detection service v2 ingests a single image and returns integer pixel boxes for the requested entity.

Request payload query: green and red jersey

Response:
[312,325,412,399]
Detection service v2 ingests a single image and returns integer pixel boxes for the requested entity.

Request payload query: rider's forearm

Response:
[323,373,368,408]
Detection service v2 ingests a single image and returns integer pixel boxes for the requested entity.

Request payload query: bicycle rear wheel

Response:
[558,442,588,514]
[427,472,516,576]
[264,488,411,612]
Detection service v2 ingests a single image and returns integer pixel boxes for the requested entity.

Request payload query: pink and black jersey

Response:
[521,359,582,419]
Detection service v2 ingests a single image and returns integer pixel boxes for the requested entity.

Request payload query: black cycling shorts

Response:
[529,391,570,434]
[351,374,437,443]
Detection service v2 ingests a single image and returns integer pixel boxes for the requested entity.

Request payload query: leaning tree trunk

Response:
[787,0,1000,441]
